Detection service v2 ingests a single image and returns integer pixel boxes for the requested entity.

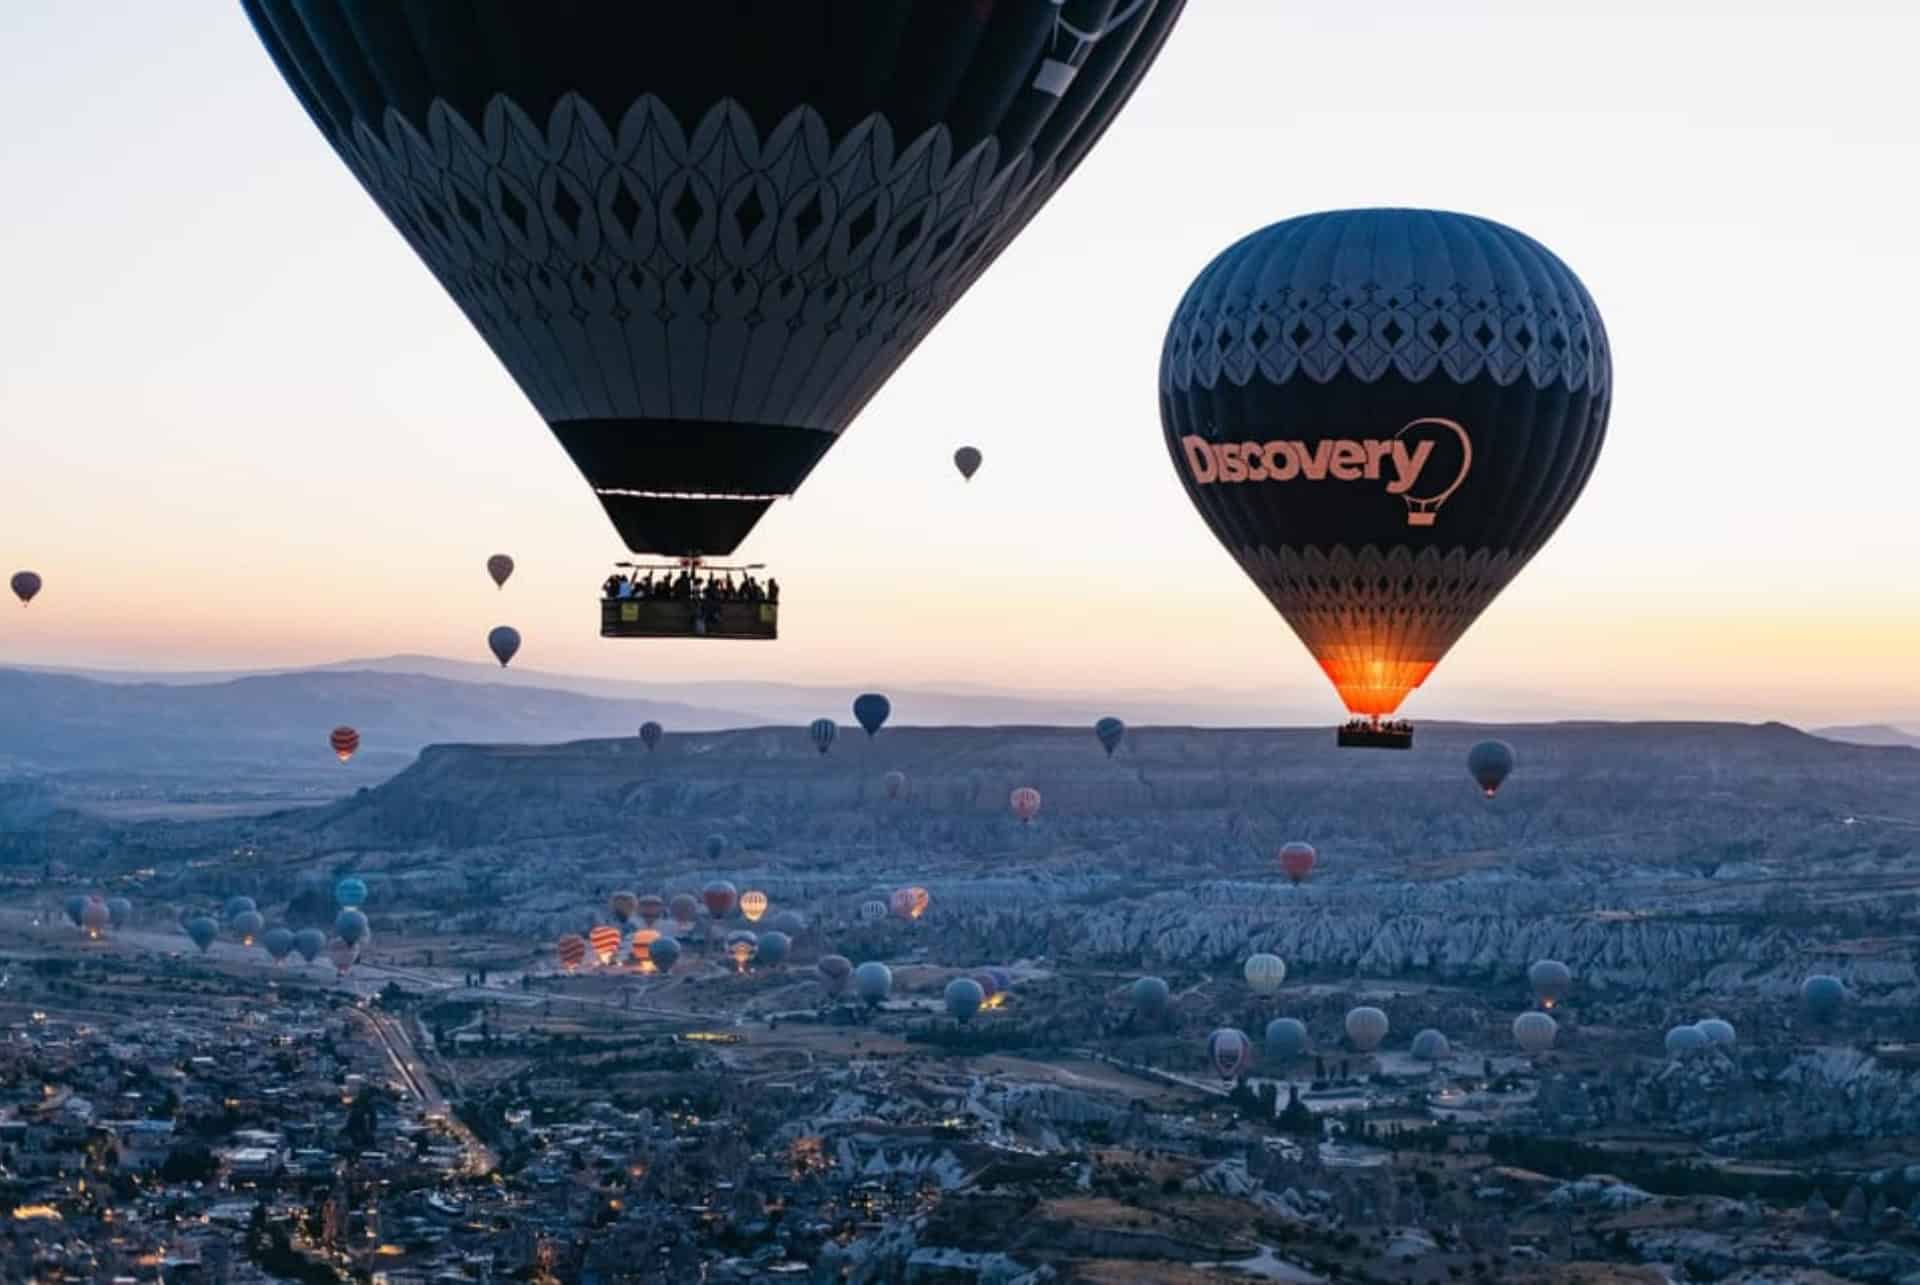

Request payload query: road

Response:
[350,1005,497,1176]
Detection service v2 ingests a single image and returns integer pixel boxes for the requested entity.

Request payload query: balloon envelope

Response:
[1160,209,1611,718]
[224,896,257,923]
[954,447,983,481]
[1529,959,1572,1008]
[853,694,891,737]
[1345,1006,1389,1052]
[818,954,853,994]
[588,925,623,964]
[649,934,681,971]
[80,898,111,936]
[810,719,838,754]
[486,554,515,588]
[1278,842,1317,884]
[768,909,805,937]
[1665,1024,1709,1057]
[335,878,368,909]
[1207,1027,1254,1080]
[231,910,265,944]
[10,571,41,605]
[1244,953,1287,994]
[1010,787,1041,823]
[1410,1028,1450,1062]
[703,881,739,920]
[186,917,218,953]
[1513,1011,1558,1053]
[1803,975,1845,1019]
[854,961,893,1007]
[1265,1017,1309,1060]
[557,934,588,972]
[756,930,791,966]
[740,890,769,923]
[1094,717,1125,757]
[883,770,908,800]
[609,891,639,925]
[669,893,700,929]
[105,897,132,929]
[330,940,359,976]
[945,977,985,1022]
[63,895,87,927]
[487,625,522,668]
[640,721,664,751]
[329,726,359,763]
[1132,975,1171,1018]
[890,886,930,922]
[335,909,370,947]
[1469,740,1516,798]
[636,894,666,926]
[263,927,295,961]
[1697,1018,1736,1047]
[294,928,327,963]
[241,2,1187,558]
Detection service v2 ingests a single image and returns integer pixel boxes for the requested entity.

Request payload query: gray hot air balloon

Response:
[1513,1011,1558,1053]
[756,930,792,967]
[854,961,893,1009]
[1528,959,1572,1010]
[649,935,682,972]
[231,910,265,946]
[263,927,295,963]
[859,899,889,922]
[954,446,982,481]
[1803,975,1845,1021]
[1244,953,1287,994]
[945,977,985,1023]
[1132,976,1171,1019]
[105,897,132,929]
[1345,1006,1389,1052]
[1665,1024,1709,1057]
[487,625,522,668]
[1265,1017,1309,1061]
[10,571,42,605]
[224,896,257,924]
[293,928,327,963]
[1697,1018,1736,1048]
[186,916,218,953]
[335,908,370,948]
[817,954,853,996]
[1410,1029,1451,1063]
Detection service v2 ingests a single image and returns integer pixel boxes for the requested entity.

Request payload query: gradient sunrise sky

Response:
[2,1,1916,726]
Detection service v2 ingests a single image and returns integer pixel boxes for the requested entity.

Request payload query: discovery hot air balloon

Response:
[1010,787,1042,824]
[853,694,891,738]
[241,2,1187,561]
[487,626,522,668]
[1278,842,1317,884]
[640,721,663,751]
[1469,740,1515,798]
[329,726,359,763]
[1095,717,1126,757]
[11,571,41,605]
[954,447,983,481]
[809,720,837,755]
[1161,210,1611,744]
[486,554,515,588]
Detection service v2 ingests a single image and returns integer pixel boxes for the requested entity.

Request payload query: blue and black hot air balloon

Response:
[242,2,1188,561]
[853,694,891,738]
[335,877,368,909]
[1094,716,1126,757]
[809,719,838,756]
[1161,210,1610,744]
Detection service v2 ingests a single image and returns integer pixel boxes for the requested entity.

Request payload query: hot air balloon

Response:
[669,893,700,933]
[329,726,360,763]
[1132,976,1171,1019]
[636,894,666,927]
[486,554,515,588]
[945,977,985,1023]
[231,910,265,946]
[63,895,87,928]
[1469,740,1515,798]
[1410,1029,1450,1063]
[1803,975,1845,1021]
[628,928,662,968]
[810,720,838,755]
[105,897,132,929]
[1094,717,1126,757]
[1208,1028,1254,1080]
[954,446,983,481]
[890,886,931,922]
[854,961,893,1009]
[264,927,295,963]
[1529,960,1572,1010]
[724,930,759,971]
[224,896,258,924]
[1010,787,1042,824]
[588,925,623,966]
[1345,1006,1389,1052]
[768,909,806,937]
[294,928,327,964]
[705,834,728,861]
[80,898,111,939]
[557,934,588,973]
[609,891,639,926]
[1697,1018,1736,1048]
[649,934,682,972]
[853,694,891,738]
[186,916,218,953]
[1160,210,1611,748]
[740,891,769,924]
[703,881,739,921]
[884,770,908,800]
[860,899,889,922]
[640,721,664,751]
[757,930,791,967]
[1278,842,1317,884]
[330,939,360,977]
[335,878,369,909]
[1244,953,1287,994]
[335,909,369,948]
[10,571,41,605]
[969,970,1001,1003]
[487,625,522,668]
[818,954,853,995]
[1265,1018,1309,1061]
[1513,1011,1558,1053]
[1665,1024,1708,1057]
[241,2,1187,567]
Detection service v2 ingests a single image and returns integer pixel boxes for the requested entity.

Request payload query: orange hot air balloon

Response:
[629,928,662,972]
[557,934,588,973]
[329,726,360,763]
[1278,842,1317,884]
[1010,787,1042,824]
[740,891,769,923]
[588,925,622,966]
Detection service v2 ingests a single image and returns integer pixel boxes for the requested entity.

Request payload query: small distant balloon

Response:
[640,721,663,751]
[231,910,264,945]
[953,446,982,481]
[80,898,111,938]
[1010,787,1041,824]
[1265,1018,1309,1060]
[294,928,327,963]
[1345,1006,1389,1052]
[768,909,805,937]
[10,571,42,605]
[756,930,791,967]
[63,895,88,928]
[330,939,359,977]
[486,554,515,588]
[810,719,838,755]
[1665,1024,1708,1057]
[890,886,930,922]
[1697,1018,1736,1048]
[1208,1027,1254,1080]
[1513,1011,1558,1053]
[740,890,769,923]
[334,908,369,947]
[945,977,985,1023]
[1803,974,1845,1021]
[224,896,258,924]
[669,893,699,931]
[609,891,638,925]
[1469,740,1515,798]
[1095,717,1126,758]
[818,954,853,995]
[186,916,219,953]
[264,927,295,963]
[556,934,587,973]
[1132,976,1171,1019]
[105,897,132,929]
[702,881,739,920]
[1244,953,1287,994]
[724,929,759,970]
[1278,842,1317,884]
[487,625,522,668]
[859,899,889,922]
[705,834,727,861]
[329,726,359,763]
[588,924,621,965]
[854,961,893,1008]
[1410,1028,1451,1062]
[853,693,891,738]
[636,894,666,926]
[648,935,681,972]
[335,878,368,909]
[1529,960,1572,1009]
[883,770,908,800]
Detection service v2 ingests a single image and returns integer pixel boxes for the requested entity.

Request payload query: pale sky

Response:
[2,2,1916,726]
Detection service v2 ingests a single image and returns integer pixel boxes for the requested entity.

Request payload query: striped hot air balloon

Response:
[557,934,588,973]
[629,928,662,971]
[588,925,622,966]
[329,726,360,763]
[740,890,769,923]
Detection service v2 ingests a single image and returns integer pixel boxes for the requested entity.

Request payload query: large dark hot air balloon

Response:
[954,447,983,481]
[1161,210,1611,747]
[487,626,522,668]
[10,572,41,605]
[486,554,515,588]
[1469,740,1515,798]
[640,721,664,751]
[242,3,1187,562]
[853,694,891,738]
[329,726,359,763]
[1094,717,1125,757]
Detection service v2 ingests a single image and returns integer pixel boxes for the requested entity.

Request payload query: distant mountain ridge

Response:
[1813,723,1920,749]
